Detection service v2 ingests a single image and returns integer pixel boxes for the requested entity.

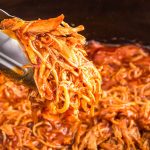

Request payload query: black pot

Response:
[1,0,150,47]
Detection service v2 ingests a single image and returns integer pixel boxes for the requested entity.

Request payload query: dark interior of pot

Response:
[1,0,150,47]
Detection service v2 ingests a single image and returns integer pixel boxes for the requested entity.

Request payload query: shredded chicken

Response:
[0,15,150,149]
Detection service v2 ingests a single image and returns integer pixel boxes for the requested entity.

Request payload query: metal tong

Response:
[0,9,35,87]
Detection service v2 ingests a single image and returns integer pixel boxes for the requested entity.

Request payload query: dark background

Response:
[1,0,150,45]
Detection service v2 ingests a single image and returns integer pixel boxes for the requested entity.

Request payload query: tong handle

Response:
[0,30,35,87]
[0,9,14,21]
